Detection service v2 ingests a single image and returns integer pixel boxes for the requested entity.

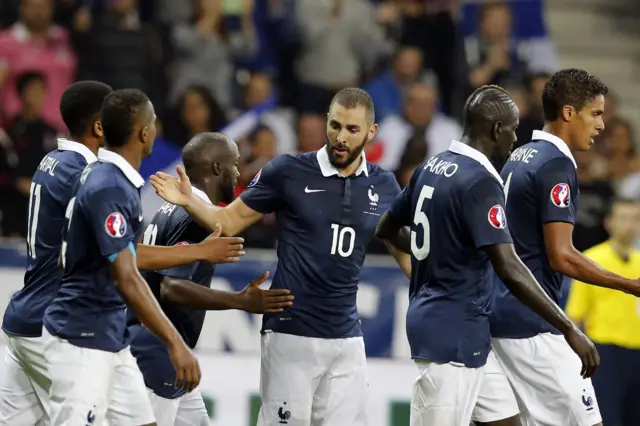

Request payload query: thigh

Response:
[0,337,45,426]
[472,351,520,424]
[175,388,209,426]
[147,389,180,426]
[312,337,368,426]
[107,347,156,425]
[410,360,484,426]
[257,333,325,426]
[44,333,113,426]
[493,335,602,426]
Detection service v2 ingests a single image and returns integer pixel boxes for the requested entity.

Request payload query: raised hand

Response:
[150,165,193,207]
[198,223,245,263]
[238,272,294,313]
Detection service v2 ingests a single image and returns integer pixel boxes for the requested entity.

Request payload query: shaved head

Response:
[182,132,239,203]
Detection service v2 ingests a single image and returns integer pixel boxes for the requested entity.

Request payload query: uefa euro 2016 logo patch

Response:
[248,169,262,188]
[105,212,127,238]
[487,204,507,229]
[550,183,571,208]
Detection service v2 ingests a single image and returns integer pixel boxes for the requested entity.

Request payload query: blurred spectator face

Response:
[603,94,617,125]
[394,47,423,85]
[251,128,277,159]
[20,0,53,32]
[298,115,325,153]
[245,74,272,108]
[607,121,633,156]
[404,84,436,127]
[528,75,549,109]
[198,0,222,16]
[109,0,137,14]
[20,77,45,114]
[505,86,527,118]
[606,200,640,245]
[480,4,511,41]
[182,90,211,131]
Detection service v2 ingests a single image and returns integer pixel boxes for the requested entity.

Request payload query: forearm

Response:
[117,275,182,345]
[184,196,232,234]
[136,244,205,270]
[161,277,243,310]
[384,241,411,279]
[555,249,639,294]
[492,247,573,334]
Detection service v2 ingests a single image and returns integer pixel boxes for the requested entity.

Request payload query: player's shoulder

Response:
[78,162,132,199]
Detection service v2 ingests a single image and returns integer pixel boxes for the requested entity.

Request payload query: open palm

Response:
[150,165,193,207]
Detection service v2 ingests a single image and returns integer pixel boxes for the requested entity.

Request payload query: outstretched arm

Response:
[544,222,640,294]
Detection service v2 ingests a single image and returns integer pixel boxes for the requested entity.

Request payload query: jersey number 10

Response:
[330,223,355,257]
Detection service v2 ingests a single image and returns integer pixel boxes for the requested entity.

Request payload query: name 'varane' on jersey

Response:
[491,130,579,338]
[128,188,213,399]
[386,141,512,367]
[2,139,97,338]
[239,149,400,339]
[43,150,145,352]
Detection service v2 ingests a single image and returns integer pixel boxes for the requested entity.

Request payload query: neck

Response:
[610,239,632,259]
[108,145,142,171]
[69,134,100,155]
[460,133,492,158]
[338,154,363,177]
[542,122,572,148]
[192,179,221,205]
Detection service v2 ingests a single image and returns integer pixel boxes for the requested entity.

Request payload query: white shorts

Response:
[257,332,368,426]
[43,328,155,425]
[148,387,209,426]
[492,333,602,426]
[0,332,51,425]
[473,351,520,423]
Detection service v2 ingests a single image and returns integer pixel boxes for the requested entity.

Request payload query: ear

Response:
[212,160,221,176]
[603,215,611,234]
[562,105,575,122]
[93,120,104,138]
[367,123,378,142]
[140,125,148,144]
[492,121,503,141]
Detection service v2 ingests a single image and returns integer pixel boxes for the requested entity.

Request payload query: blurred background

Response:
[0,0,640,425]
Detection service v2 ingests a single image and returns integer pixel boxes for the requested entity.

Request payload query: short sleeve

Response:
[85,186,137,259]
[537,158,578,224]
[386,165,421,226]
[240,158,282,214]
[462,177,513,249]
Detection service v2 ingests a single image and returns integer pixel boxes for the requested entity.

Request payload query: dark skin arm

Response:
[110,248,200,391]
[486,243,599,378]
[375,211,411,279]
[159,272,294,313]
[544,222,640,295]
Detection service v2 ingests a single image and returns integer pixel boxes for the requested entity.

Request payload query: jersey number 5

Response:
[411,185,434,260]
[330,223,355,257]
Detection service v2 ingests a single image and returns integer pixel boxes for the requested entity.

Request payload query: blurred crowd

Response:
[0,0,638,254]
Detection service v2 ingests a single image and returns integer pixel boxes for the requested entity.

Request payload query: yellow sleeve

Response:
[565,279,591,323]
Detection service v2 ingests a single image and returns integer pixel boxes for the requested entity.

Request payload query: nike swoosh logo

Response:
[304,186,326,193]
[138,214,144,221]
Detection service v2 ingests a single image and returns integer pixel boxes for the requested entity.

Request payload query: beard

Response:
[325,135,368,169]
[220,183,235,204]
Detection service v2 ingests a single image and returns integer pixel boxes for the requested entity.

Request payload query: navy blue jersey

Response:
[387,141,512,368]
[43,149,145,352]
[129,188,213,399]
[3,139,97,337]
[240,148,400,339]
[491,130,579,338]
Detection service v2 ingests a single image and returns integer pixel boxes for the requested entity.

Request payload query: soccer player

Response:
[0,83,245,425]
[40,89,238,425]
[150,88,410,425]
[129,132,294,426]
[375,85,597,426]
[490,69,639,426]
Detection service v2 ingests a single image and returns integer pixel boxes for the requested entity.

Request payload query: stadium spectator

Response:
[0,0,76,132]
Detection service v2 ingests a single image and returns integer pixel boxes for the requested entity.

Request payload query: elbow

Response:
[547,249,573,274]
[159,279,176,303]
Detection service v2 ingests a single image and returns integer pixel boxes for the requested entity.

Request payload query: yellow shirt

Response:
[565,241,640,349]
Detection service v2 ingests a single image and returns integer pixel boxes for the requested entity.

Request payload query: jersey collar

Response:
[316,146,369,178]
[448,140,503,185]
[97,148,145,188]
[191,187,212,205]
[57,138,98,164]
[531,130,577,169]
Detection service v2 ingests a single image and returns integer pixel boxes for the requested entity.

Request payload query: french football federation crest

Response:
[248,169,262,188]
[488,204,507,229]
[550,183,570,208]
[104,212,127,238]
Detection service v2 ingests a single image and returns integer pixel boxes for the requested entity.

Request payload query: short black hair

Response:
[331,88,375,124]
[542,69,608,122]
[16,72,45,97]
[59,81,113,137]
[101,89,150,148]
[182,132,233,181]
[462,85,516,135]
